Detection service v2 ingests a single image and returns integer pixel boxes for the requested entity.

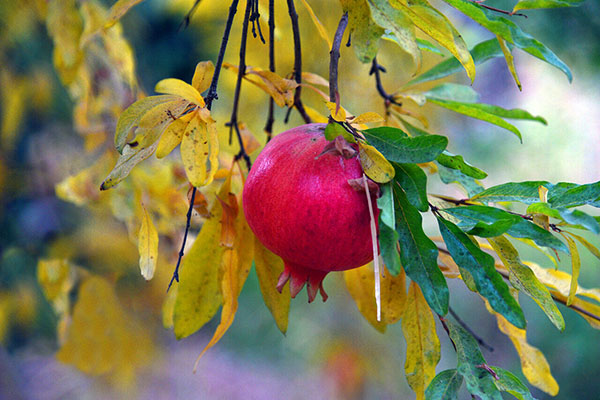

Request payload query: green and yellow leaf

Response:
[138,205,158,280]
[358,144,395,183]
[155,78,205,107]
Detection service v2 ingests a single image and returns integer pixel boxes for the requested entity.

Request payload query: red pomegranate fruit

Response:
[243,123,379,302]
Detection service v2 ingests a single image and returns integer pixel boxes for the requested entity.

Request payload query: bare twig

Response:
[329,12,349,104]
[472,0,528,18]
[226,0,253,170]
[286,0,311,124]
[169,0,240,291]
[369,58,402,107]
[179,0,202,31]
[250,0,266,43]
[264,0,276,141]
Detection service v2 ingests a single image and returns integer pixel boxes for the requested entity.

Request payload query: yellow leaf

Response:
[223,63,298,107]
[326,101,347,122]
[238,122,262,155]
[560,233,580,306]
[137,99,189,148]
[104,0,144,29]
[155,112,194,158]
[390,0,475,82]
[155,78,205,107]
[303,105,329,123]
[138,205,158,280]
[192,61,215,93]
[497,35,522,91]
[352,112,384,125]
[526,262,600,305]
[299,0,332,48]
[37,259,75,317]
[173,186,226,339]
[566,231,600,261]
[162,285,177,329]
[180,114,219,187]
[217,193,239,248]
[253,236,290,334]
[485,295,559,396]
[57,277,154,384]
[194,202,254,365]
[438,251,461,279]
[402,281,440,400]
[301,72,329,87]
[345,264,407,331]
[46,0,83,85]
[0,73,26,150]
[358,143,395,183]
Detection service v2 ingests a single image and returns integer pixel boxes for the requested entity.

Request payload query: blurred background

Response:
[0,0,599,399]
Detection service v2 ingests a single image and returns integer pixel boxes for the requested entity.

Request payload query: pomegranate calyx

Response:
[316,135,357,160]
[276,262,329,303]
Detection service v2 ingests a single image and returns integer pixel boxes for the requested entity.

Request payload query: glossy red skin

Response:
[243,123,378,301]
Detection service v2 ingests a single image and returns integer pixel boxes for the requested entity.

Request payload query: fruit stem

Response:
[286,0,312,124]
[263,0,276,142]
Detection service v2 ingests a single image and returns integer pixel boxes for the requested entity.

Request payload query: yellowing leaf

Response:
[358,143,395,183]
[155,78,205,107]
[302,72,329,87]
[180,114,219,187]
[299,0,332,48]
[526,261,600,305]
[485,296,559,396]
[46,0,83,85]
[390,0,475,82]
[402,281,441,400]
[101,141,158,190]
[104,0,144,29]
[136,99,189,148]
[217,193,239,248]
[223,63,298,107]
[561,232,580,306]
[138,205,158,280]
[345,264,408,331]
[192,61,215,93]
[57,277,154,385]
[304,105,329,123]
[37,259,75,316]
[253,236,290,334]
[156,112,194,158]
[1,72,27,150]
[326,101,347,122]
[173,188,225,339]
[566,231,600,261]
[352,112,384,125]
[497,35,522,91]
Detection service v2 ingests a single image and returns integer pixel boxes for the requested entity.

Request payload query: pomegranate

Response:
[243,123,379,302]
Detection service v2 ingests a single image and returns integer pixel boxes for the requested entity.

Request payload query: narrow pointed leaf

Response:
[138,206,158,280]
[377,182,396,229]
[437,164,484,197]
[402,282,441,399]
[436,151,487,180]
[560,233,580,306]
[445,319,502,399]
[393,162,428,212]
[100,142,158,190]
[363,126,448,164]
[488,236,565,330]
[472,181,550,204]
[379,221,402,275]
[559,208,600,234]
[566,232,600,261]
[424,83,480,103]
[155,78,205,107]
[513,0,584,12]
[425,369,463,400]
[548,180,600,208]
[497,35,522,91]
[394,185,448,315]
[490,367,537,400]
[437,217,525,328]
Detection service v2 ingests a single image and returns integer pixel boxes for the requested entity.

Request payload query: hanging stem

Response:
[264,0,276,141]
[226,0,252,171]
[329,12,348,104]
[168,0,240,291]
[370,57,402,107]
[285,0,311,124]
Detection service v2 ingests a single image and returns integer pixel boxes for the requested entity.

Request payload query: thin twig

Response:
[169,0,240,291]
[178,0,202,31]
[250,0,266,43]
[329,12,348,104]
[226,0,253,170]
[369,58,402,107]
[449,307,495,352]
[286,0,311,124]
[472,0,527,18]
[264,0,276,141]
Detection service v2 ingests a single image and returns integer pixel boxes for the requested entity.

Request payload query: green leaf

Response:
[559,208,600,234]
[392,163,428,212]
[437,164,484,197]
[441,0,573,82]
[490,366,537,400]
[363,126,448,163]
[100,142,158,190]
[379,221,402,275]
[390,0,476,82]
[417,38,444,56]
[526,202,562,219]
[436,151,487,180]
[425,369,463,400]
[368,0,420,68]
[445,319,503,400]
[427,99,528,142]
[513,0,584,12]
[442,205,569,253]
[567,232,600,261]
[377,182,395,229]
[393,185,448,315]
[341,0,385,63]
[488,236,565,331]
[115,95,179,153]
[399,117,430,137]
[407,38,504,86]
[472,181,550,204]
[437,216,525,328]
[548,181,600,208]
[425,83,480,103]
[324,122,347,141]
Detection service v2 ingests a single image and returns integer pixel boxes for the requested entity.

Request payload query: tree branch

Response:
[329,12,348,104]
[369,58,402,107]
[285,0,311,124]
[169,0,240,291]
[264,0,276,141]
